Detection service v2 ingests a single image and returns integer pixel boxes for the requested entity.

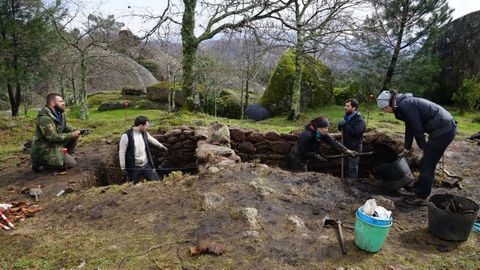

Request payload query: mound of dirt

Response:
[0,136,479,269]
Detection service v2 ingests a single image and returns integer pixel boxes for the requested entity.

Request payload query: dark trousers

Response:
[345,144,362,179]
[127,163,160,183]
[346,156,360,178]
[65,136,78,154]
[288,145,308,172]
[416,128,456,199]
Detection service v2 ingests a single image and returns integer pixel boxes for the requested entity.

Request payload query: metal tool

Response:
[324,218,347,254]
[324,151,374,159]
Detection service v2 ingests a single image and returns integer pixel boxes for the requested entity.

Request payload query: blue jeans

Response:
[346,156,360,178]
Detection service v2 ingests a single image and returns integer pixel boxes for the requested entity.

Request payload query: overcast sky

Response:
[84,0,480,34]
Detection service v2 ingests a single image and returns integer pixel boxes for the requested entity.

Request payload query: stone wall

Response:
[151,125,197,171]
[229,128,404,176]
[229,128,296,169]
[96,124,406,185]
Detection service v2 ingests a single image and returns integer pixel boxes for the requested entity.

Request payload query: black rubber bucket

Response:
[427,194,479,241]
[376,157,415,191]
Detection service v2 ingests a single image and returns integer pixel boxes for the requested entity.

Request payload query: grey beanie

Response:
[376,90,391,109]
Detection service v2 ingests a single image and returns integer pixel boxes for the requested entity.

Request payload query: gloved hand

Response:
[398,148,410,158]
[338,120,346,131]
[345,149,358,157]
[314,154,327,162]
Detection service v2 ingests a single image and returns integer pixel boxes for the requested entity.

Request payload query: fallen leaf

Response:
[190,246,202,255]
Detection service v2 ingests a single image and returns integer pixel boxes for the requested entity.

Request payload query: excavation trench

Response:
[95,125,407,186]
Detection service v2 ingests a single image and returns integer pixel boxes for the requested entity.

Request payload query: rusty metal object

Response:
[323,218,347,254]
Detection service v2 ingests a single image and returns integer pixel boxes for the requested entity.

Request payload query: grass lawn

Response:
[1,104,479,163]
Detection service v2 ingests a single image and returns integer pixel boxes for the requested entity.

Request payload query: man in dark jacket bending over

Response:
[377,90,456,205]
[119,116,168,183]
[288,116,357,172]
[338,98,366,179]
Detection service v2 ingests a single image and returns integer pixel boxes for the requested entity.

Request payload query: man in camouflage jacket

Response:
[31,93,80,172]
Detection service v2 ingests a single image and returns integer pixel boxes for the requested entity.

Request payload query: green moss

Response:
[260,50,334,115]
[146,81,182,92]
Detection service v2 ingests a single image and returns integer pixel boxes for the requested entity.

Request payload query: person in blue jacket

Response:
[338,98,366,179]
[377,90,456,205]
[288,116,357,172]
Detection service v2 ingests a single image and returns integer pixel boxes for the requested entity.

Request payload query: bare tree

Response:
[270,0,361,119]
[149,0,293,112]
[236,30,279,119]
[46,2,124,119]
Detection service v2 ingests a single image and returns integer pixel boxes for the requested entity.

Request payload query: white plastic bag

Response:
[363,199,377,216]
[0,204,13,211]
[373,206,392,219]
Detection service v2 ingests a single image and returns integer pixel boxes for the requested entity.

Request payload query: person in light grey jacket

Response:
[119,116,168,183]
[377,90,456,205]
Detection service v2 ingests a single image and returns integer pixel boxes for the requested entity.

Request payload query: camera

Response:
[79,129,91,135]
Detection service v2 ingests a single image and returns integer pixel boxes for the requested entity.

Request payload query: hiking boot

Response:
[403,195,427,206]
[398,187,415,196]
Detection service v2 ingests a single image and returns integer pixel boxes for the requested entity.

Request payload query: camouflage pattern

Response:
[31,107,75,166]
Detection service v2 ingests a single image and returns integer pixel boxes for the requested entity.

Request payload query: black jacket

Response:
[394,94,456,149]
[342,112,366,150]
[291,125,347,161]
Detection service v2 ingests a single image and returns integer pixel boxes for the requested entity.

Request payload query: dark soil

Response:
[0,138,479,269]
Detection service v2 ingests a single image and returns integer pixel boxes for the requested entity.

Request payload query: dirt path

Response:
[0,139,479,269]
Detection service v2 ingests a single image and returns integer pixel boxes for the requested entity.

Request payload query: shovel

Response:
[324,218,347,254]
[324,151,374,159]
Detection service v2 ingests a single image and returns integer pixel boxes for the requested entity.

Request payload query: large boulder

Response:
[86,49,158,93]
[121,86,144,96]
[146,81,184,106]
[431,11,480,103]
[260,49,334,115]
[245,104,271,121]
[98,102,128,111]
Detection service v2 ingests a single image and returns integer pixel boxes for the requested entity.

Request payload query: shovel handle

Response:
[337,221,347,254]
[325,151,374,159]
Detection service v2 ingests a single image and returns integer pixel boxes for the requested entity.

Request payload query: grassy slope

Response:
[1,104,478,158]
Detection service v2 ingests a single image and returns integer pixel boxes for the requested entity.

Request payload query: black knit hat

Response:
[311,116,330,128]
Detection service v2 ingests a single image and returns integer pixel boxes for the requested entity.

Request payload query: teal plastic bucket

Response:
[354,211,392,252]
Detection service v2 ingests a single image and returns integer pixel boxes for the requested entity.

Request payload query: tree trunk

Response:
[245,63,250,114]
[60,73,65,101]
[240,78,245,119]
[7,7,21,117]
[181,0,202,112]
[382,16,406,90]
[290,10,304,120]
[7,83,19,116]
[172,76,176,111]
[79,52,88,119]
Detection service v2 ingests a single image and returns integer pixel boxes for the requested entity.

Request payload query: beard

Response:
[54,105,64,113]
